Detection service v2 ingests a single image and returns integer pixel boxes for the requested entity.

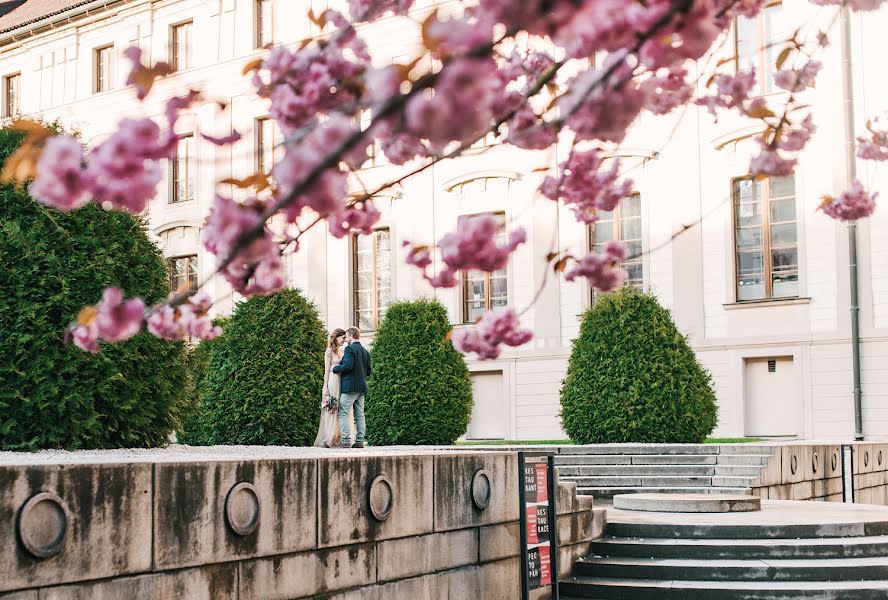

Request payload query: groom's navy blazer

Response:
[333,341,371,394]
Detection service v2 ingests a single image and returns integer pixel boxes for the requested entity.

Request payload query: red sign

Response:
[539,544,552,586]
[525,506,538,544]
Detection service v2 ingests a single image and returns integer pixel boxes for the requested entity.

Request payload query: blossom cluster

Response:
[541,149,633,224]
[30,92,197,213]
[820,180,877,221]
[451,308,533,359]
[70,289,220,353]
[564,242,630,291]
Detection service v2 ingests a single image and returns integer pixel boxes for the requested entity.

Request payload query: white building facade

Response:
[3,0,888,441]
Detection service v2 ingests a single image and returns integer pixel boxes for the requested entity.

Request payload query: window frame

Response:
[734,1,783,96]
[94,45,113,94]
[167,254,199,293]
[352,227,392,331]
[461,211,508,324]
[587,192,644,301]
[731,175,799,302]
[255,0,273,48]
[3,73,20,118]
[171,134,195,204]
[170,21,194,71]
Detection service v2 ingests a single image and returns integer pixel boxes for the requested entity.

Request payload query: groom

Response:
[332,326,371,448]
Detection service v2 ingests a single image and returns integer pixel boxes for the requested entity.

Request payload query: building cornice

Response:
[0,0,128,46]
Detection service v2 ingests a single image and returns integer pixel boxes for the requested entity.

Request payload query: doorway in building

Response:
[744,356,802,437]
[466,371,507,440]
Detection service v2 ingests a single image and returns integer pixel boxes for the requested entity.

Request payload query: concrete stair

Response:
[560,504,888,599]
[554,444,775,499]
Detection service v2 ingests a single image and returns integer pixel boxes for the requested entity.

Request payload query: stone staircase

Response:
[554,444,776,498]
[559,500,888,599]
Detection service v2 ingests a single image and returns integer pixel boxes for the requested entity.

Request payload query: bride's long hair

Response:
[328,328,346,352]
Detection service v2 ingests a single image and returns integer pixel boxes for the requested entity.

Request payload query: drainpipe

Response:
[840,6,864,440]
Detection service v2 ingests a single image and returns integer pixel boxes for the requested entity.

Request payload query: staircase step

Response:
[605,519,888,540]
[566,444,719,455]
[717,454,772,466]
[711,475,758,487]
[714,465,765,477]
[559,576,888,599]
[629,454,718,465]
[589,535,888,560]
[556,455,633,466]
[574,555,888,581]
[558,465,716,477]
[565,476,714,487]
[577,486,750,497]
[718,445,777,456]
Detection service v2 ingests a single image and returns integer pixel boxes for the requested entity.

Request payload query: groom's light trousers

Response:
[338,392,365,446]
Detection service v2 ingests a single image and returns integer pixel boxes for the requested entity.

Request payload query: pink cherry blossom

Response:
[347,0,414,21]
[749,146,797,177]
[541,149,633,224]
[696,71,756,117]
[564,242,629,291]
[403,241,432,270]
[857,119,888,161]
[777,114,816,152]
[29,136,90,212]
[560,62,645,144]
[95,287,146,342]
[147,293,223,341]
[328,201,382,238]
[71,322,99,353]
[451,308,533,360]
[774,60,821,93]
[640,68,692,115]
[730,0,769,18]
[506,104,557,150]
[820,180,877,221]
[425,15,494,58]
[438,215,526,273]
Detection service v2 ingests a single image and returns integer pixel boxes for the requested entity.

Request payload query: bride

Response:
[315,328,346,448]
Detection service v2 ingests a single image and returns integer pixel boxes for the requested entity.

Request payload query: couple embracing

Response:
[314,326,371,449]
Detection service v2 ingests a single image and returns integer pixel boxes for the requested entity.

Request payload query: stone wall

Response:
[751,442,888,504]
[0,448,604,599]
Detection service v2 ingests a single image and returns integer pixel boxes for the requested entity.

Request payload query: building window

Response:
[735,2,784,95]
[168,255,199,293]
[171,21,193,71]
[353,228,391,331]
[172,135,195,203]
[3,73,20,117]
[255,0,273,48]
[94,45,113,93]
[589,193,643,290]
[462,212,508,323]
[733,175,798,301]
[256,117,284,174]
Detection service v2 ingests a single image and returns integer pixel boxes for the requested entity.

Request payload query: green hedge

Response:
[366,299,473,445]
[0,125,189,450]
[560,288,718,443]
[197,289,325,445]
[177,317,228,446]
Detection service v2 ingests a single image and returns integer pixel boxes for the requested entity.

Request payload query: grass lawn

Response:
[455,437,766,445]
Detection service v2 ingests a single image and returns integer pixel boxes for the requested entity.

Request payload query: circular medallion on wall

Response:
[471,469,491,510]
[225,482,261,536]
[368,475,393,521]
[17,492,69,559]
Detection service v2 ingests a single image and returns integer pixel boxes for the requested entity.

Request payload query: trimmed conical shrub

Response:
[177,317,228,446]
[197,289,325,445]
[366,299,472,445]
[0,124,190,450]
[560,288,717,443]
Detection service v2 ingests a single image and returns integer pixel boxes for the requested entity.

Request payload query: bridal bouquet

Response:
[322,395,339,413]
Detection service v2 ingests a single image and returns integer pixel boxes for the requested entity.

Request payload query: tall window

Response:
[255,0,273,48]
[94,45,113,93]
[589,193,643,289]
[733,175,798,301]
[168,255,198,292]
[256,117,283,174]
[172,134,194,203]
[353,228,391,331]
[3,73,20,117]
[735,2,784,95]
[463,212,508,323]
[171,22,193,71]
